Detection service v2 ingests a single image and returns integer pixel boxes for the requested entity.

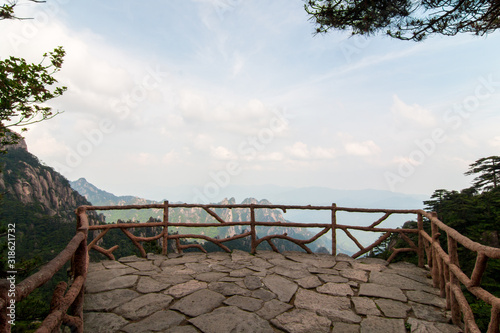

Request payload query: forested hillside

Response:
[0,141,103,332]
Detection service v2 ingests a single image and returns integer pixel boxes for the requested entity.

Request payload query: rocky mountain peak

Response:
[1,131,28,152]
[241,197,258,205]
[219,197,237,205]
[0,143,96,223]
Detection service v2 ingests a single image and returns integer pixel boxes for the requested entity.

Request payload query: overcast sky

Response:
[2,0,499,202]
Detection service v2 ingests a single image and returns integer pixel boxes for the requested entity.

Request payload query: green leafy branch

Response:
[0,46,67,147]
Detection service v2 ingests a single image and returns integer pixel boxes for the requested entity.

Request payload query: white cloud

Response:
[344,140,381,156]
[192,133,214,150]
[257,152,285,161]
[162,150,181,165]
[160,115,184,136]
[338,133,381,156]
[24,130,68,157]
[178,89,210,123]
[311,147,336,160]
[391,95,437,128]
[135,152,158,166]
[285,142,336,160]
[232,51,245,76]
[489,136,500,147]
[2,1,498,197]
[210,146,237,160]
[390,155,417,166]
[459,134,478,148]
[286,142,310,159]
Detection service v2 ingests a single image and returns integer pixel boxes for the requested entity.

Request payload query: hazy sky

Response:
[2,0,499,202]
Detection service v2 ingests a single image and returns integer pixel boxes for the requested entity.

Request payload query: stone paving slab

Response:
[83,250,463,333]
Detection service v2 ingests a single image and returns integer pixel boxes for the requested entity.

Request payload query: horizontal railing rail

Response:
[81,202,423,260]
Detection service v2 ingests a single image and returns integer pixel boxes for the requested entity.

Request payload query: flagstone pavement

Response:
[83,250,463,333]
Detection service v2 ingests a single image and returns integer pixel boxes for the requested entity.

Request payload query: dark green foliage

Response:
[0,1,45,21]
[305,0,500,41]
[0,196,75,275]
[1,47,67,151]
[425,188,499,332]
[464,156,500,192]
[424,187,500,248]
[468,298,493,332]
[13,289,50,333]
[0,196,74,329]
[0,2,15,20]
[370,220,430,266]
[374,156,500,331]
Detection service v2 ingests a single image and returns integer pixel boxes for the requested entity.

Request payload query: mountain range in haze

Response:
[70,178,427,210]
[70,178,428,255]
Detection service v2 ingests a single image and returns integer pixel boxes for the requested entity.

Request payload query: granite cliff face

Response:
[0,138,97,223]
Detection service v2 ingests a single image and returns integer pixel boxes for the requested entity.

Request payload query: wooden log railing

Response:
[1,202,499,332]
[82,202,423,259]
[0,207,89,333]
[420,211,500,333]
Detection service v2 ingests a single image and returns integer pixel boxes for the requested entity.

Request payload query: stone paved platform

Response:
[83,250,463,333]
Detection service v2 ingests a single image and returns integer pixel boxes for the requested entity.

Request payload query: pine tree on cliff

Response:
[465,156,500,192]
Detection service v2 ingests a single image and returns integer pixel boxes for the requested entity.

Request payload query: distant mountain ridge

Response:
[70,178,427,211]
[70,178,332,253]
[69,178,427,255]
[102,183,428,210]
[70,177,156,206]
[70,177,291,226]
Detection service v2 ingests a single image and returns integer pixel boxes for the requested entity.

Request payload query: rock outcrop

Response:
[0,137,99,223]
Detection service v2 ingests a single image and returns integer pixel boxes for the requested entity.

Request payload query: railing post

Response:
[163,201,169,255]
[470,252,488,287]
[488,303,500,333]
[417,212,424,268]
[447,234,461,326]
[250,205,256,254]
[430,212,441,289]
[69,207,89,332]
[331,203,337,256]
